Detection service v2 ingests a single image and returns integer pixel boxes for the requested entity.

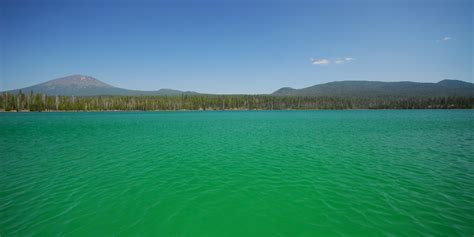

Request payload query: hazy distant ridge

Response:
[272,80,474,97]
[5,75,197,96]
[4,75,474,97]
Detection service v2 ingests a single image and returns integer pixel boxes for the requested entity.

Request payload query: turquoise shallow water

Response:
[1,110,473,236]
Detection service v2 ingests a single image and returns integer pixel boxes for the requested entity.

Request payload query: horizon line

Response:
[1,74,469,95]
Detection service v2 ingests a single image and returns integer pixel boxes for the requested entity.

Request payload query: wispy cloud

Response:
[437,36,452,42]
[311,56,355,65]
[337,57,356,64]
[310,58,330,65]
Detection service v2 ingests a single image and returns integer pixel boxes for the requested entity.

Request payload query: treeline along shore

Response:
[1,91,473,112]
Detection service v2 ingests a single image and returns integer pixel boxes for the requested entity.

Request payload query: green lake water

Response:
[1,110,473,236]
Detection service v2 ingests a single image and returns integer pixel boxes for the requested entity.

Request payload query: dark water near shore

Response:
[1,111,473,236]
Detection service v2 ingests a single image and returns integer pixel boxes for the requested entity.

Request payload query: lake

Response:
[1,110,473,236]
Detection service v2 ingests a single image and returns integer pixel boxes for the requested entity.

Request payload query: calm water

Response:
[1,111,473,236]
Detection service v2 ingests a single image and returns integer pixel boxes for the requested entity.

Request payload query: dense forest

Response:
[1,91,473,112]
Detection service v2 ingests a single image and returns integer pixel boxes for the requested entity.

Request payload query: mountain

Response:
[5,75,473,97]
[272,80,474,97]
[5,75,197,96]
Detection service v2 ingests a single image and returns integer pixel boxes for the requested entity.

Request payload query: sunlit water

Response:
[1,111,473,236]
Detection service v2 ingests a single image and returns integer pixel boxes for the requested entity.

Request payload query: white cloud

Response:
[311,58,330,65]
[437,36,452,42]
[310,56,355,65]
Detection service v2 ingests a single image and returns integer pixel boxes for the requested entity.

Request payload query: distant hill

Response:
[272,80,474,97]
[4,75,473,98]
[5,75,198,96]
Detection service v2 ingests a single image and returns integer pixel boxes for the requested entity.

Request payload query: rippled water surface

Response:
[1,111,473,236]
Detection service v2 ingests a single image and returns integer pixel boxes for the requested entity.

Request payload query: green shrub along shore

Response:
[1,91,473,112]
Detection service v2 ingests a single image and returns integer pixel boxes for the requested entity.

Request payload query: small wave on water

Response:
[1,110,473,236]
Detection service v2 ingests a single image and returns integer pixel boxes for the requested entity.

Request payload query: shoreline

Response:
[1,108,473,113]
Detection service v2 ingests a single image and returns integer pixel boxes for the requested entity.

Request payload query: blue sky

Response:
[1,0,472,94]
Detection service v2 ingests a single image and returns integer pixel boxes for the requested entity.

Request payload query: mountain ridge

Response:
[5,75,198,96]
[4,75,474,97]
[272,79,474,97]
